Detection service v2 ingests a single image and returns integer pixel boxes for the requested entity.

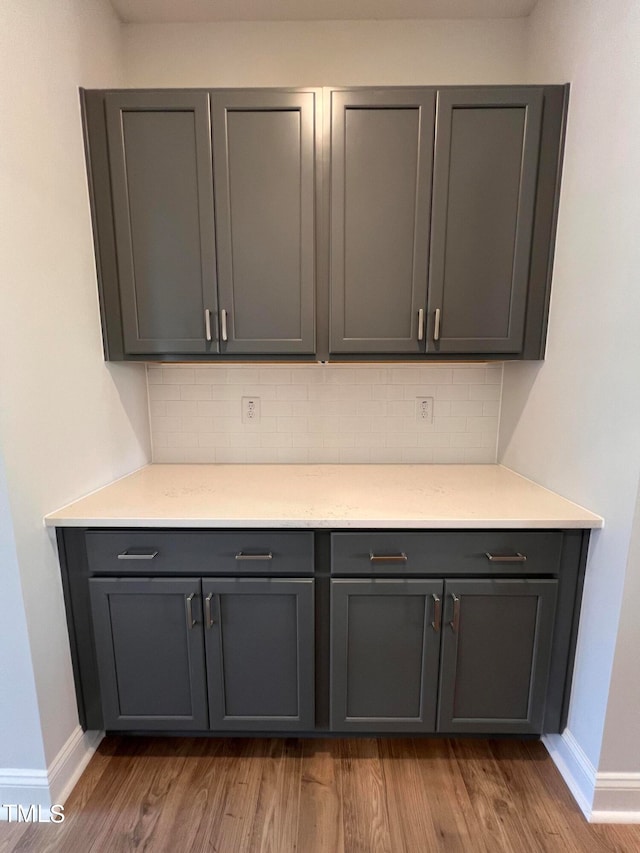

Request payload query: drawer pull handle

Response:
[449,594,460,633]
[485,552,527,563]
[185,593,196,629]
[204,593,215,629]
[117,550,158,560]
[235,552,273,561]
[369,552,408,563]
[431,594,441,632]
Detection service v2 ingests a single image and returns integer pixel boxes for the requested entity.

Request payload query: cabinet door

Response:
[203,578,314,730]
[329,89,435,353]
[211,90,316,354]
[438,579,558,734]
[330,579,443,732]
[89,578,208,730]
[105,91,218,355]
[428,87,543,353]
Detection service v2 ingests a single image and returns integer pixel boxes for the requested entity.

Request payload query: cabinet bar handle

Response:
[235,551,273,561]
[431,594,441,632]
[117,550,158,560]
[185,593,196,629]
[418,308,425,341]
[204,308,212,342]
[449,593,460,633]
[369,552,408,563]
[204,593,214,628]
[434,308,441,342]
[220,309,228,342]
[485,552,527,563]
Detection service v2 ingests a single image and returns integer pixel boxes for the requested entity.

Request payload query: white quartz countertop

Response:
[44,464,603,529]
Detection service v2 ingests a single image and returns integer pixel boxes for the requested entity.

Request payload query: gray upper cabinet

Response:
[104,91,218,355]
[83,84,566,361]
[330,579,442,732]
[211,91,317,354]
[203,578,315,731]
[89,577,209,731]
[329,89,436,353]
[428,88,544,354]
[437,578,558,734]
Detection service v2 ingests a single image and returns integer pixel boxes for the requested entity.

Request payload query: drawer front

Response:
[86,531,314,576]
[331,532,563,576]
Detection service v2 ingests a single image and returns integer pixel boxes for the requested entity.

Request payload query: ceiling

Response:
[110,0,538,24]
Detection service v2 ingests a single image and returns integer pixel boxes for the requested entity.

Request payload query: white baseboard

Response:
[543,731,640,823]
[591,772,640,823]
[48,726,103,806]
[0,726,103,821]
[542,730,596,819]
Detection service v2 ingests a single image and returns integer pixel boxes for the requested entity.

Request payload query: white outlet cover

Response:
[415,396,434,424]
[241,396,261,424]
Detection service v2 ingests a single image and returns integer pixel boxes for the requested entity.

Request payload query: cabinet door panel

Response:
[330,90,435,353]
[211,90,316,353]
[438,578,557,734]
[331,579,442,731]
[105,92,218,354]
[89,577,208,730]
[203,578,314,730]
[429,87,543,353]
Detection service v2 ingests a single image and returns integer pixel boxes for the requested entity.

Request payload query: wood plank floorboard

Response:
[1,736,640,853]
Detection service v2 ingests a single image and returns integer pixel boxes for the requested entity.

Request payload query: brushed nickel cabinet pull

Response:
[220,309,228,342]
[369,552,408,563]
[185,593,196,629]
[449,593,460,633]
[434,308,441,342]
[117,550,158,560]
[485,552,527,563]
[235,552,273,561]
[204,308,212,342]
[431,594,441,632]
[418,308,425,341]
[204,593,214,628]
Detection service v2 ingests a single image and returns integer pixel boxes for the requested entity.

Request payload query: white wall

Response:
[0,449,45,772]
[0,0,150,780]
[123,19,527,87]
[499,0,640,788]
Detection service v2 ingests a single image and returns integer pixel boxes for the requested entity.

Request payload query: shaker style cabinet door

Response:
[210,90,317,354]
[105,91,218,354]
[329,89,436,353]
[437,578,558,734]
[89,578,209,731]
[428,87,543,353]
[203,578,315,731]
[330,579,443,732]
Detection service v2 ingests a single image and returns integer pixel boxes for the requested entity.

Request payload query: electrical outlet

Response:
[241,396,261,424]
[415,397,434,424]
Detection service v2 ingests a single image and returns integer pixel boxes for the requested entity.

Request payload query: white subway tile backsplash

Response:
[147,364,502,464]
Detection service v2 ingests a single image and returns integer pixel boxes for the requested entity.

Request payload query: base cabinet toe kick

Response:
[55,527,589,738]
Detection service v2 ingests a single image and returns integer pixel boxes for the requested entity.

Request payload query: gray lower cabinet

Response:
[203,578,315,731]
[330,576,559,735]
[437,579,558,734]
[330,579,442,732]
[89,577,209,731]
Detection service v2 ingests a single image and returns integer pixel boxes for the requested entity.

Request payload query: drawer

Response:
[330,531,563,576]
[85,531,314,576]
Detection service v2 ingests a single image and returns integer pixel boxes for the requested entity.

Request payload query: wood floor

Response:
[1,737,639,852]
